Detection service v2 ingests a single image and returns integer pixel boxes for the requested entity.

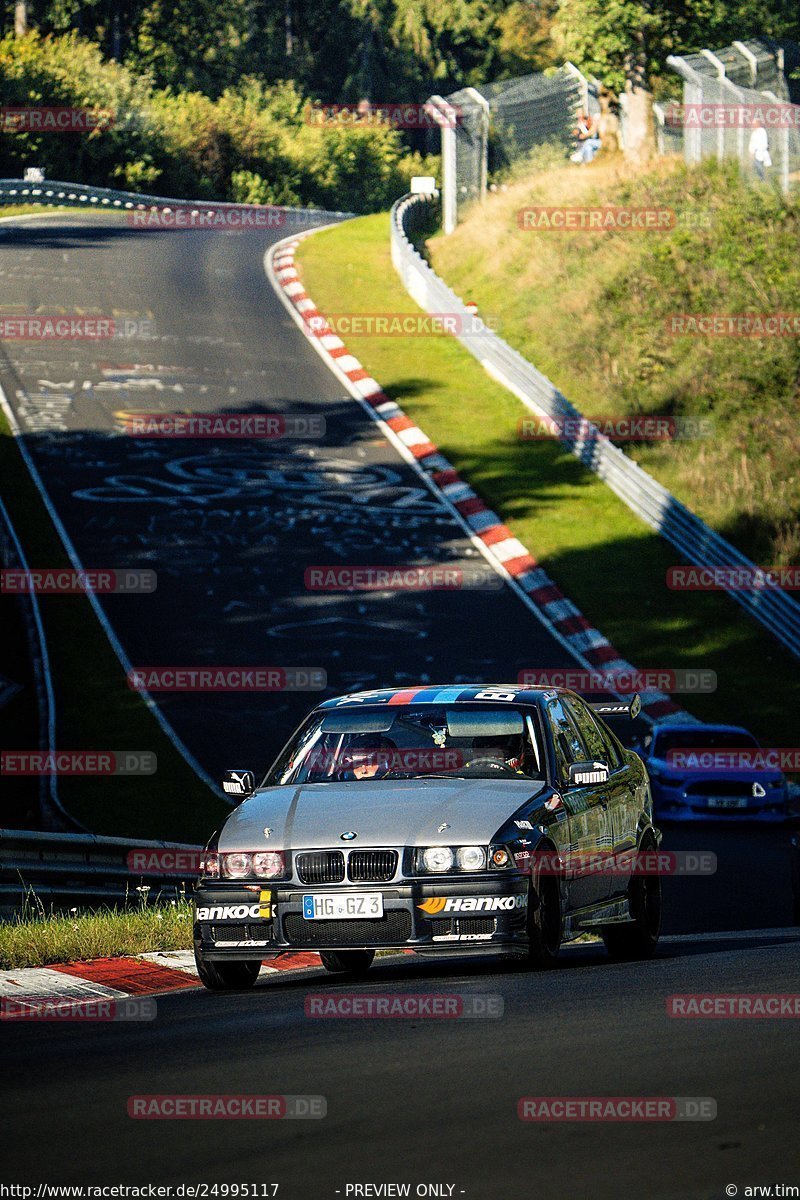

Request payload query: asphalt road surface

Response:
[1,213,798,1198]
[0,214,796,933]
[3,931,800,1197]
[0,213,580,782]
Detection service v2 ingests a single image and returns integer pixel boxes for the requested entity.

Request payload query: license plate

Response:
[302,893,384,920]
[706,796,748,809]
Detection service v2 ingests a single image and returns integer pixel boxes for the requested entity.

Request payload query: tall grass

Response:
[0,895,194,970]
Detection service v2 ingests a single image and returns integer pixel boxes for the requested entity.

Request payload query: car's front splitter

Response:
[193,876,530,960]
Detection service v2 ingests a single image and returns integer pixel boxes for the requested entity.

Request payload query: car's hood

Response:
[218,778,547,852]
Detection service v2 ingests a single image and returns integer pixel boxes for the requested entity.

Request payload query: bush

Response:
[0,34,440,213]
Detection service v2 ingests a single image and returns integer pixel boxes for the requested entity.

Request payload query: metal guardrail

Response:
[390,192,800,660]
[0,828,202,915]
[0,178,355,222]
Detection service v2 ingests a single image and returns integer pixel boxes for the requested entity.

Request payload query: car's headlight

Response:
[251,850,285,879]
[420,846,455,873]
[200,851,220,879]
[456,845,486,872]
[222,852,252,879]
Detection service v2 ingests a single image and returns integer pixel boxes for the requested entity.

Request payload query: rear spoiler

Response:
[588,694,642,720]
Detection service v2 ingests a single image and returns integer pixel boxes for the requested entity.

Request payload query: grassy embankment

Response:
[296,161,800,753]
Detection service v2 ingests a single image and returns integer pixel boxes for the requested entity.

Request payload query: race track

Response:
[1,214,798,1197]
[3,930,799,1196]
[0,214,580,782]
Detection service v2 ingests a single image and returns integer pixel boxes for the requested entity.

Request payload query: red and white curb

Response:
[267,234,687,724]
[0,950,331,1013]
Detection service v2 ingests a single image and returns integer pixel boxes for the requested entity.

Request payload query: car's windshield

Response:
[267,705,545,784]
[652,728,759,755]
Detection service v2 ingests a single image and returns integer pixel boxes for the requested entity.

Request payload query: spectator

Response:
[748,124,771,180]
[571,111,601,164]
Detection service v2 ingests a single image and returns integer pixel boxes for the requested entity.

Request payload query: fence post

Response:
[426,96,458,234]
[762,90,790,195]
[462,86,490,203]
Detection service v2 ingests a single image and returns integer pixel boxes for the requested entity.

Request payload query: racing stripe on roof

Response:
[430,687,466,703]
[270,238,695,725]
[387,688,424,705]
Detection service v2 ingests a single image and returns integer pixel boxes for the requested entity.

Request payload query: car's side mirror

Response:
[221,768,256,801]
[568,761,610,786]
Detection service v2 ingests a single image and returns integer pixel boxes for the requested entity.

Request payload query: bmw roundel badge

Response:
[340,831,357,841]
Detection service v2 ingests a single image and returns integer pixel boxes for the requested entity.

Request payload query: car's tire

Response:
[319,950,375,975]
[526,863,562,969]
[602,833,662,961]
[194,949,261,991]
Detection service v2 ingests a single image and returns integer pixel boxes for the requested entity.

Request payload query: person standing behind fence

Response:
[748,124,771,180]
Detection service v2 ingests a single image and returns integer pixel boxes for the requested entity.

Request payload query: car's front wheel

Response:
[526,864,562,969]
[319,950,375,975]
[602,833,662,961]
[194,949,261,991]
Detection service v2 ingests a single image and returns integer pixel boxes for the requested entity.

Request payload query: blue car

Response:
[641,723,788,822]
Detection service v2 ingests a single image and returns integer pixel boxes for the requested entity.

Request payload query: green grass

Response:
[429,157,800,569]
[0,409,227,839]
[297,212,800,757]
[0,900,193,969]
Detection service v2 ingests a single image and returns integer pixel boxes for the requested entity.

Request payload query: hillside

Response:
[428,157,800,568]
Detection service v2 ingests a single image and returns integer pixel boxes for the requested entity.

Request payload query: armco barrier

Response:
[0,178,355,222]
[0,828,202,915]
[390,192,800,660]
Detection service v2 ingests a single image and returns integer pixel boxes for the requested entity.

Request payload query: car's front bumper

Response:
[651,779,787,822]
[193,876,529,961]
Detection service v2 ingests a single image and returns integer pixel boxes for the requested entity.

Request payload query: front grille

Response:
[685,780,755,798]
[205,923,270,943]
[296,851,345,884]
[348,850,398,882]
[430,918,496,937]
[283,911,412,946]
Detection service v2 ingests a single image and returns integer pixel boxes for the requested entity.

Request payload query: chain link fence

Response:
[427,66,586,231]
[666,40,800,193]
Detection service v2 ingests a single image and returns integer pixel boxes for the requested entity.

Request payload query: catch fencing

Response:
[667,40,800,193]
[427,66,586,231]
[391,191,800,661]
